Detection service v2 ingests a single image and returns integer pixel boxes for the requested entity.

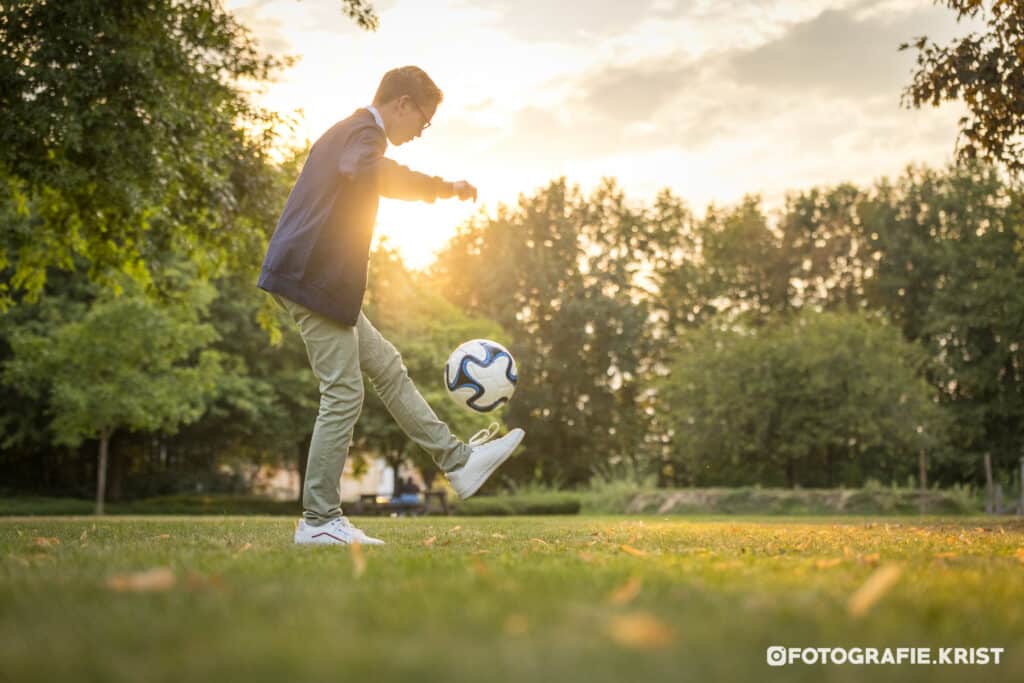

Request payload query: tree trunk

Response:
[785,458,795,488]
[108,439,123,502]
[96,429,111,515]
[984,452,994,514]
[1019,456,1024,517]
[918,449,927,515]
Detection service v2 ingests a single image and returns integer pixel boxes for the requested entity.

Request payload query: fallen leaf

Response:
[423,536,437,547]
[607,612,675,650]
[973,527,986,533]
[503,613,528,636]
[152,534,170,540]
[350,542,366,579]
[237,542,253,554]
[815,558,842,569]
[491,533,506,539]
[472,549,490,555]
[620,544,647,557]
[107,567,176,592]
[186,572,224,591]
[848,564,902,618]
[530,538,550,547]
[608,576,643,605]
[449,525,462,534]
[32,537,59,547]
[933,552,958,559]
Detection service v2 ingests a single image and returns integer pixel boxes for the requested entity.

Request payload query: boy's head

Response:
[372,66,443,146]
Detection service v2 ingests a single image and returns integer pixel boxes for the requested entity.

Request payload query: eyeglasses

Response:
[408,96,432,131]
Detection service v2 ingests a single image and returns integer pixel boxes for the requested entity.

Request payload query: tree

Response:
[2,276,223,513]
[901,0,1024,175]
[658,310,950,488]
[431,179,665,486]
[0,0,378,309]
[851,164,1024,485]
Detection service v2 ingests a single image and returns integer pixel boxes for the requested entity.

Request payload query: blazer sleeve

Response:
[337,128,452,202]
[377,158,453,203]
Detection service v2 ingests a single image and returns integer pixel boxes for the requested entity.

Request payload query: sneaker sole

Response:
[457,429,525,499]
[294,531,353,545]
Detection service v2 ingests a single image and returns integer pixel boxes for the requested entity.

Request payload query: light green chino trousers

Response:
[273,294,471,526]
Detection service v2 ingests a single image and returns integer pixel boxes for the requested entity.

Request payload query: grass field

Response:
[1,515,1021,683]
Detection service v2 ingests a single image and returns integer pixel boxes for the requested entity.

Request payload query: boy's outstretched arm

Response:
[377,157,476,203]
[337,130,475,203]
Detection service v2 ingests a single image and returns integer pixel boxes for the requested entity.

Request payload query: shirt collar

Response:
[366,105,386,134]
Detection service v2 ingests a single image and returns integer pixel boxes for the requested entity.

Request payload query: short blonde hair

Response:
[372,66,443,108]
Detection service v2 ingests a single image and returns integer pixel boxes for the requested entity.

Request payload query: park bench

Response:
[355,490,449,516]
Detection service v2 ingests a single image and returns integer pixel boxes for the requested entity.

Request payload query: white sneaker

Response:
[293,517,385,546]
[446,424,525,499]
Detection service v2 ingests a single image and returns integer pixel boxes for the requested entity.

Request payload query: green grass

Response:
[0,485,983,517]
[1,515,1021,683]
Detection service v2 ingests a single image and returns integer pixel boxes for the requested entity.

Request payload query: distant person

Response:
[258,66,524,546]
[395,476,422,507]
[402,476,421,495]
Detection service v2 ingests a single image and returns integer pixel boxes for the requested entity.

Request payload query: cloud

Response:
[527,1,972,149]
[461,0,661,44]
[727,3,969,98]
[580,57,698,122]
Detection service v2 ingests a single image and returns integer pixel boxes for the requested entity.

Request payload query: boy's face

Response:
[389,95,436,146]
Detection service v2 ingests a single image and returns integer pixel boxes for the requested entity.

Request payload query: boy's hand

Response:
[452,180,477,202]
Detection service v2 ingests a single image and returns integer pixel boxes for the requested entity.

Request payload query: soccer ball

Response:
[444,339,518,412]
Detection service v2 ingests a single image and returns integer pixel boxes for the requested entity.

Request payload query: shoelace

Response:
[469,422,501,446]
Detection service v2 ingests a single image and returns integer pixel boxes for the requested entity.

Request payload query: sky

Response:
[226,0,975,269]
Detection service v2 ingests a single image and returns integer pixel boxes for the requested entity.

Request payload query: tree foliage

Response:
[658,310,950,487]
[0,0,377,309]
[901,0,1024,175]
[430,179,665,486]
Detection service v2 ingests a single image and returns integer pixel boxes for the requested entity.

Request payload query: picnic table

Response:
[355,490,449,516]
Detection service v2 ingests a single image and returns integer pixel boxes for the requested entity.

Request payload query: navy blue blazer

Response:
[258,108,451,326]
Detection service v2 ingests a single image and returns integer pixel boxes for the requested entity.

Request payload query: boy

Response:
[258,66,524,546]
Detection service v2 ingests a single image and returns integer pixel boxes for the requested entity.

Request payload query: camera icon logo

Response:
[767,646,787,667]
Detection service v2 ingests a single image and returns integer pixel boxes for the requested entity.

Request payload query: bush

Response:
[115,495,298,516]
[454,493,581,516]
